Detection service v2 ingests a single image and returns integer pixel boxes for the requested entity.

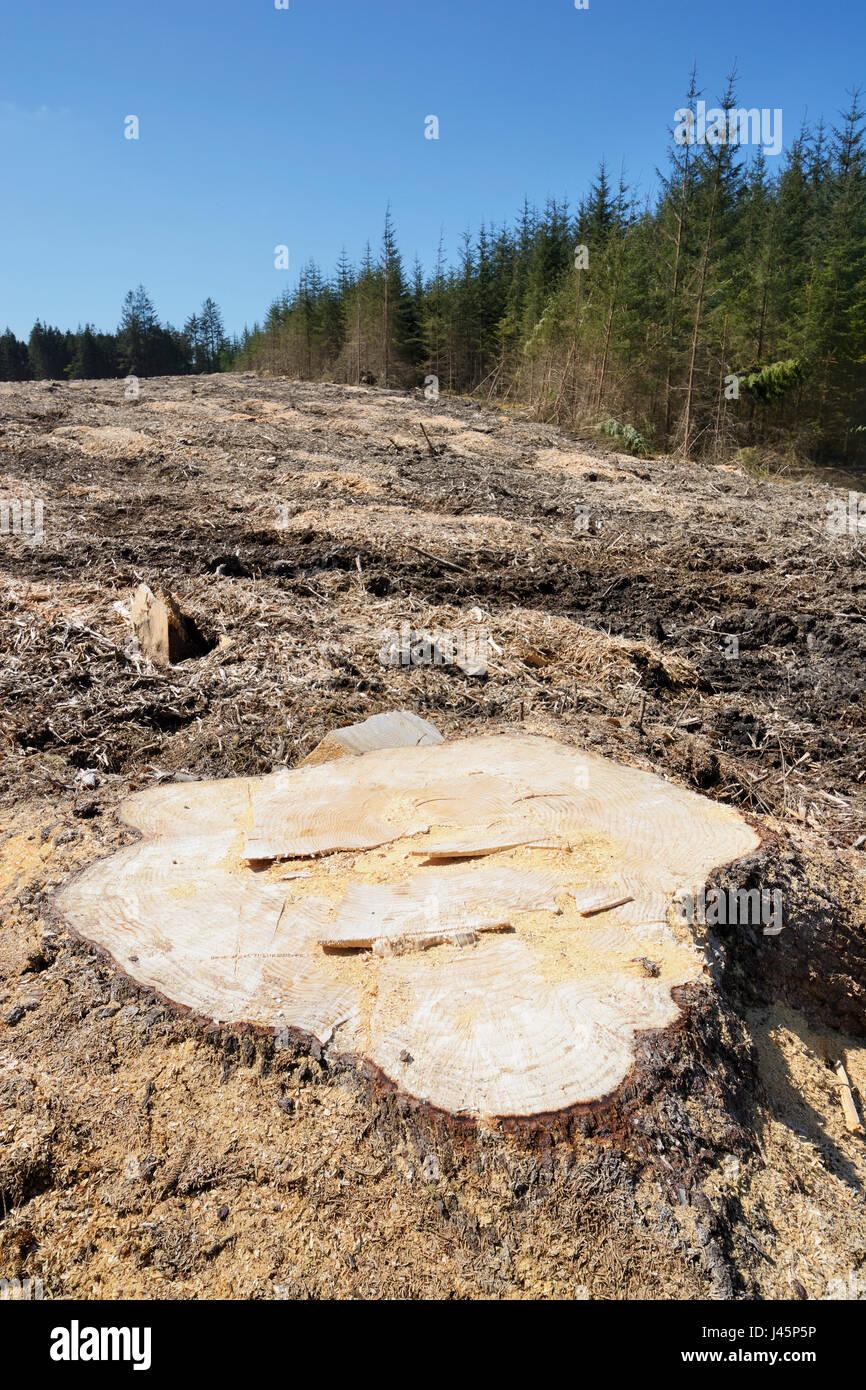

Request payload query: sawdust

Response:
[700,1004,866,1299]
[45,426,155,457]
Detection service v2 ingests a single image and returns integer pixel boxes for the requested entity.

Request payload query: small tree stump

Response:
[129,583,206,665]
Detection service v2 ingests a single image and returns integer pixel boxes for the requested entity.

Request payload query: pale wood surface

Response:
[57,733,760,1119]
[129,582,198,665]
[299,709,443,766]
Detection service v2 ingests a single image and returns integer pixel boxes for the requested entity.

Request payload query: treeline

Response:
[238,76,866,464]
[0,286,241,383]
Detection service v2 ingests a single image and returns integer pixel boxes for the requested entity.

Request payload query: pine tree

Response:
[28,321,68,379]
[118,286,160,375]
[0,329,30,380]
[199,298,227,371]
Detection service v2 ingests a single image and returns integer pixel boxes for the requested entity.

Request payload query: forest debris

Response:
[835,1061,864,1134]
[522,647,552,668]
[634,957,661,977]
[578,894,635,917]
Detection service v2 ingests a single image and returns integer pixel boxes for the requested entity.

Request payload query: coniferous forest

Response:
[4,79,864,466]
[0,287,238,385]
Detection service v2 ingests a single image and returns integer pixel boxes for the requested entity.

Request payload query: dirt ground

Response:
[0,372,864,1300]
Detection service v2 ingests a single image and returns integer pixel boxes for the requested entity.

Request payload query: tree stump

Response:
[129,583,207,665]
[56,730,760,1124]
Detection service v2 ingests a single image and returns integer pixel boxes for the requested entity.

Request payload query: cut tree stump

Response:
[129,583,207,665]
[56,731,760,1121]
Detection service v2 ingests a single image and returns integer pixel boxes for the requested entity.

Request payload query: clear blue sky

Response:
[1,0,862,340]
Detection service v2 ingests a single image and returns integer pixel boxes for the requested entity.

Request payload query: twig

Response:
[671,696,696,732]
[419,422,440,457]
[834,1061,864,1135]
[406,543,471,575]
[579,895,635,918]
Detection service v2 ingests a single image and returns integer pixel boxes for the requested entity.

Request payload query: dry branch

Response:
[835,1061,865,1135]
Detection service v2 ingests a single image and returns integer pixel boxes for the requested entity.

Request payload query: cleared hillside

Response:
[0,373,864,1300]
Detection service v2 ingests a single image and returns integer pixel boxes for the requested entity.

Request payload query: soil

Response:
[0,372,864,1300]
